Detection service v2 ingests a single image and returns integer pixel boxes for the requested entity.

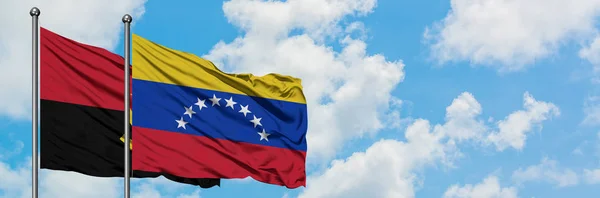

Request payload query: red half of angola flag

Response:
[131,34,308,188]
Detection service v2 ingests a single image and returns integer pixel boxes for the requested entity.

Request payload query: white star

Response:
[209,94,221,106]
[258,129,270,141]
[176,117,188,129]
[225,97,237,109]
[250,115,262,128]
[239,104,251,117]
[183,106,195,118]
[195,98,207,110]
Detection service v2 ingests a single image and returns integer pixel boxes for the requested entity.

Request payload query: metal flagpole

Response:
[122,14,132,198]
[30,7,40,198]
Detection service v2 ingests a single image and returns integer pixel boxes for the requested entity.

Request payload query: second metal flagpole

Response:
[30,7,40,198]
[122,14,132,198]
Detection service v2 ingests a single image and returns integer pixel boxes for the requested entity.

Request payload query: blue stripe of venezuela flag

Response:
[131,34,307,188]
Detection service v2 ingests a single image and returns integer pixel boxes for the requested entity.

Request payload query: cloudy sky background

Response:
[1,0,600,197]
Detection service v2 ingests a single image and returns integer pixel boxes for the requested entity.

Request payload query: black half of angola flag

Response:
[39,27,220,188]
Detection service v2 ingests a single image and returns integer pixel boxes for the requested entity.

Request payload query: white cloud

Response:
[443,175,518,198]
[578,133,600,184]
[579,34,600,82]
[41,170,121,198]
[298,92,556,198]
[582,96,600,126]
[571,131,600,156]
[0,156,121,198]
[0,157,31,198]
[298,121,448,198]
[229,176,253,183]
[0,0,147,119]
[425,0,600,72]
[437,92,486,142]
[132,184,162,198]
[206,0,404,162]
[583,169,600,184]
[580,35,600,66]
[486,92,560,151]
[175,190,201,198]
[132,177,203,198]
[219,0,376,40]
[0,155,206,198]
[512,158,579,187]
[297,92,482,198]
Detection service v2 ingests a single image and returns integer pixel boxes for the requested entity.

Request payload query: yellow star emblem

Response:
[120,108,133,150]
[120,136,132,150]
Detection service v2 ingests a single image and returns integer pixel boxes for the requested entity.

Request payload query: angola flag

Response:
[39,27,220,188]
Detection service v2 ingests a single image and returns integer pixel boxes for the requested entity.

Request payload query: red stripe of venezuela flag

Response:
[39,27,220,188]
[131,34,308,188]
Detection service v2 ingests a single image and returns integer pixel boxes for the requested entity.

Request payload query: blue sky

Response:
[1,0,600,197]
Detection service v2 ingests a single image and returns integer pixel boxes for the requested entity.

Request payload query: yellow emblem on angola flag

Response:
[121,108,133,150]
[120,136,132,150]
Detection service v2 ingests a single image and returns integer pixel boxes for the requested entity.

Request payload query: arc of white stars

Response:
[195,97,207,110]
[209,94,221,106]
[250,115,262,128]
[176,117,188,129]
[179,95,273,142]
[258,129,270,141]
[239,104,251,117]
[225,97,237,109]
[183,105,196,118]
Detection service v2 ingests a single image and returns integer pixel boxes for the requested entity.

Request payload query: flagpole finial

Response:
[30,7,40,16]
[122,14,132,23]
